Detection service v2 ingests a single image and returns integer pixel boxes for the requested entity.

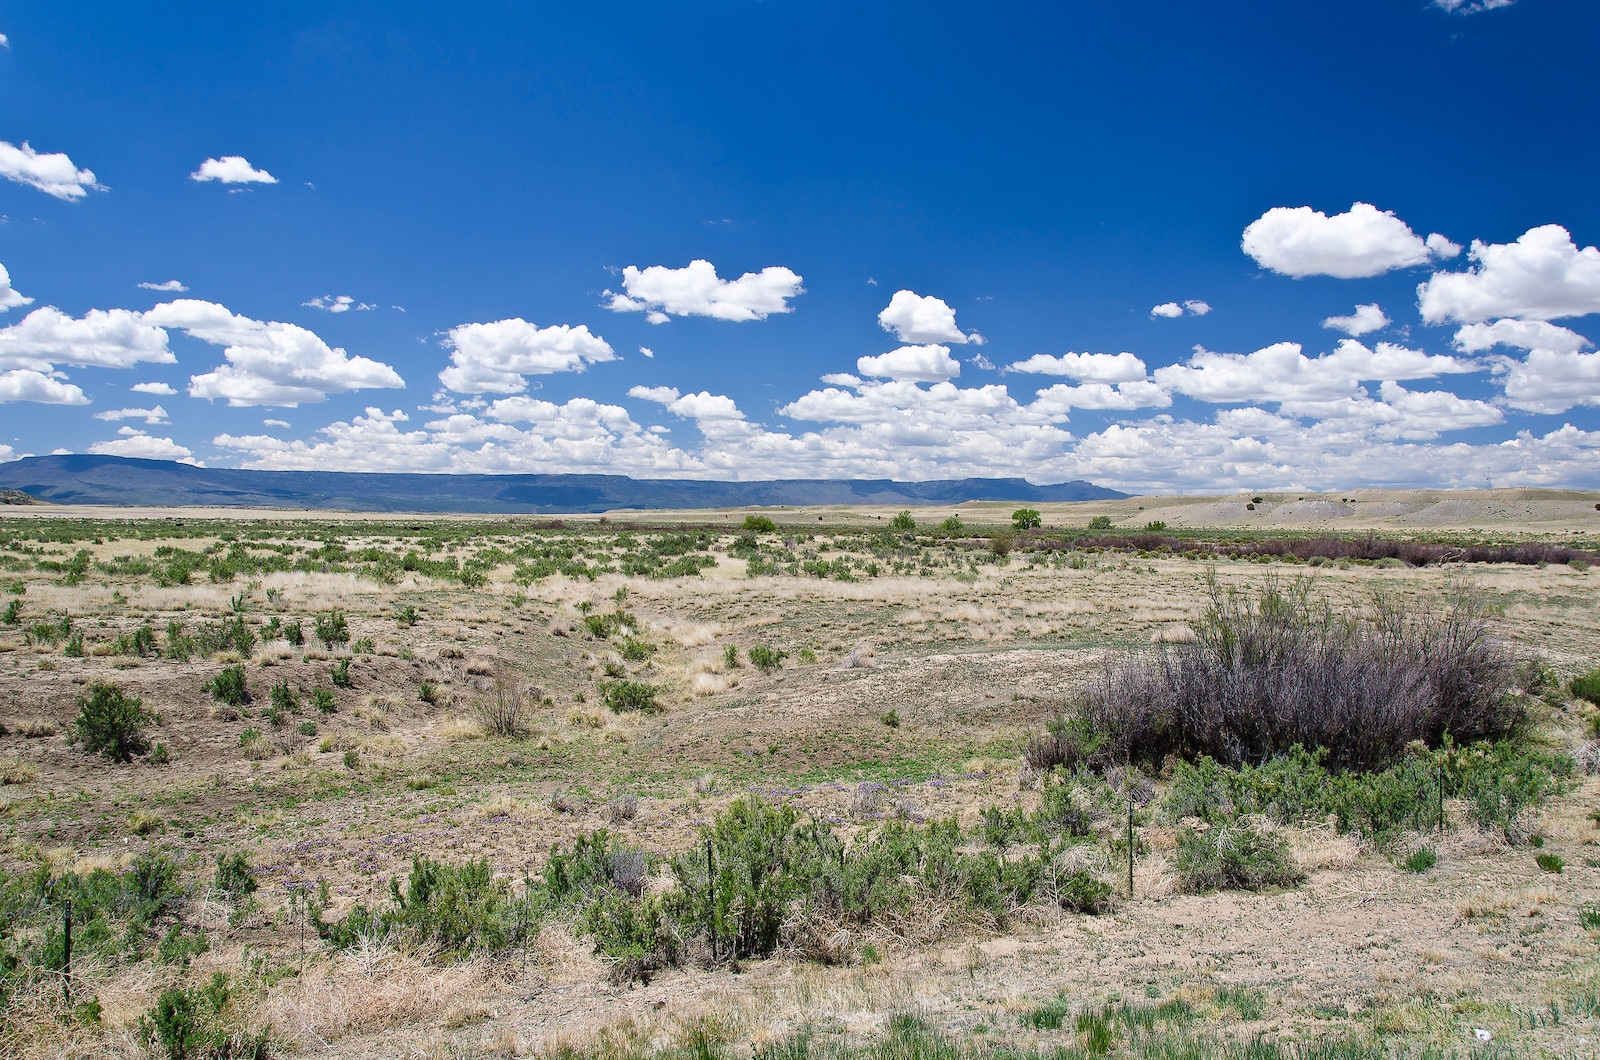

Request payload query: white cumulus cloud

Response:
[132,381,177,395]
[0,306,174,372]
[877,290,983,345]
[304,295,374,313]
[190,156,277,185]
[856,344,961,383]
[137,280,188,293]
[0,369,87,405]
[0,141,103,200]
[1031,381,1171,415]
[1322,303,1390,337]
[216,403,689,475]
[438,319,616,394]
[1452,318,1590,355]
[1007,352,1149,383]
[0,262,31,313]
[93,405,168,424]
[88,433,197,463]
[604,260,803,323]
[1150,300,1210,319]
[1242,202,1458,279]
[142,299,404,407]
[1418,225,1600,324]
[1153,340,1476,407]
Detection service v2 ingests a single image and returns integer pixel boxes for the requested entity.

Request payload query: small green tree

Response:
[889,511,916,532]
[207,665,250,707]
[1011,508,1042,531]
[748,646,788,673]
[1088,515,1113,530]
[314,610,349,650]
[72,682,153,762]
[741,515,777,532]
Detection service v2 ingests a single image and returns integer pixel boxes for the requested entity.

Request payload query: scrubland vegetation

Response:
[0,507,1597,1058]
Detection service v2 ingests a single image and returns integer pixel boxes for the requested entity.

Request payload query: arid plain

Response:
[1,487,1598,1060]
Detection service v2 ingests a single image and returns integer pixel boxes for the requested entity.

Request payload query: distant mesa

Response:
[0,455,1126,514]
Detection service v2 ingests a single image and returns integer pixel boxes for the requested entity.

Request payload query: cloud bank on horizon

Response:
[0,3,1593,493]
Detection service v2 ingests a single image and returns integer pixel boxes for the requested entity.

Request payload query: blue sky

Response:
[1,1,1597,491]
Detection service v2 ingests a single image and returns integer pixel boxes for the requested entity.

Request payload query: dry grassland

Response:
[0,495,1598,1058]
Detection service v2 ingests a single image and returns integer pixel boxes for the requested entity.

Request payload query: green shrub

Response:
[269,680,299,715]
[419,680,441,705]
[723,644,740,669]
[1574,669,1600,706]
[156,925,210,967]
[206,666,250,707]
[395,603,418,628]
[313,688,337,714]
[741,515,778,533]
[1088,516,1113,530]
[939,516,964,533]
[602,680,661,714]
[889,511,916,532]
[116,625,158,657]
[71,682,153,762]
[1400,846,1437,873]
[1012,508,1042,531]
[1536,853,1566,873]
[1144,520,1167,532]
[342,749,360,769]
[213,852,256,899]
[297,721,317,737]
[1173,819,1302,893]
[316,855,540,959]
[137,973,263,1060]
[238,727,261,747]
[880,709,899,729]
[314,610,349,649]
[1057,870,1114,913]
[331,657,353,688]
[748,646,787,673]
[619,638,656,662]
[1,598,19,625]
[283,619,304,647]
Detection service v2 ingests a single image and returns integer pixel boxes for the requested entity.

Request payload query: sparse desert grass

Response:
[0,507,1596,1058]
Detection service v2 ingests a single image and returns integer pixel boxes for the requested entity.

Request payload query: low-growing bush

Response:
[1172,818,1302,893]
[330,657,353,688]
[1574,669,1600,706]
[1161,739,1570,843]
[315,856,540,958]
[269,680,298,715]
[619,638,655,662]
[314,610,349,650]
[313,688,337,713]
[206,666,250,707]
[748,645,787,673]
[213,852,257,899]
[1400,846,1437,873]
[1077,576,1525,773]
[741,515,777,532]
[283,619,304,647]
[476,675,532,736]
[71,682,154,762]
[137,973,266,1060]
[602,679,661,714]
